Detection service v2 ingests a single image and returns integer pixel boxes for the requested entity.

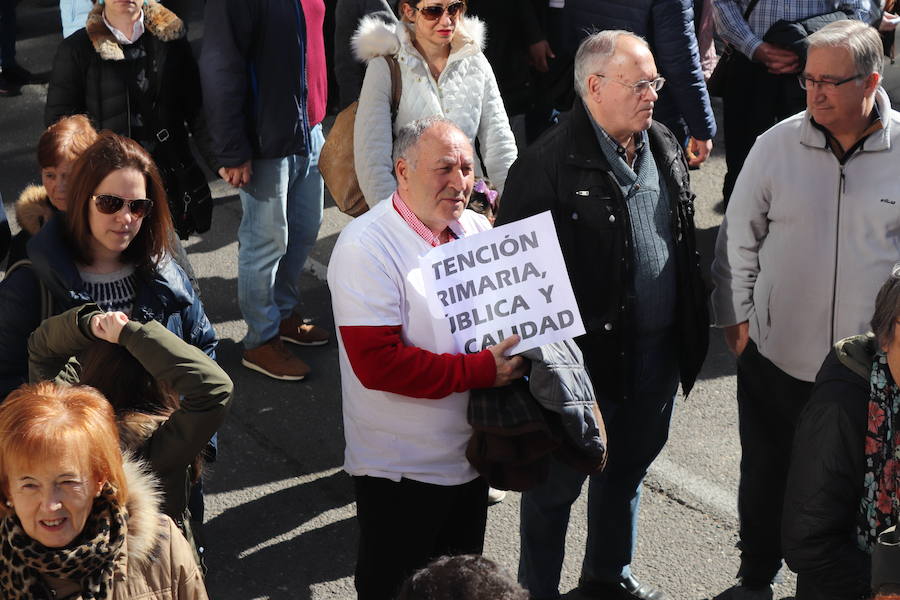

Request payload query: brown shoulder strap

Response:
[385,54,402,122]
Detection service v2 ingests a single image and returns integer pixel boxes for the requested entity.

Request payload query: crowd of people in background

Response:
[0,0,899,599]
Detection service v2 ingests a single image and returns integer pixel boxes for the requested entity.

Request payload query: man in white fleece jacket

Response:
[711,20,900,600]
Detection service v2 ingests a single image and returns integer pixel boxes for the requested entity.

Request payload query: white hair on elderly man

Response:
[807,19,884,78]
[573,29,648,98]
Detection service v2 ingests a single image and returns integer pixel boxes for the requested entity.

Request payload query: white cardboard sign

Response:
[419,210,585,356]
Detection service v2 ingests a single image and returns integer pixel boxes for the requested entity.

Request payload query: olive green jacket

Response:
[27,304,232,534]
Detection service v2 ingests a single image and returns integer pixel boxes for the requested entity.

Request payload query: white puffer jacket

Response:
[352,15,517,207]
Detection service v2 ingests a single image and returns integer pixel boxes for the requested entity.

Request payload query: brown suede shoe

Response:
[279,314,330,346]
[242,337,310,380]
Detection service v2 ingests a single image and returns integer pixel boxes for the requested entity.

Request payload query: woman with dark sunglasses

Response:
[0,132,217,402]
[352,0,518,208]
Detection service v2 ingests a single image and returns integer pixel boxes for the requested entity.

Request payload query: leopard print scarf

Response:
[0,487,127,600]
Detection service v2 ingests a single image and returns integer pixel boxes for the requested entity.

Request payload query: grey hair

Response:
[392,115,461,166]
[871,263,900,349]
[807,19,883,78]
[574,30,647,98]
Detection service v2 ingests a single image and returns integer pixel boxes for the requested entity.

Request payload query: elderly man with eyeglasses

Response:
[711,20,900,600]
[712,0,877,207]
[496,30,709,600]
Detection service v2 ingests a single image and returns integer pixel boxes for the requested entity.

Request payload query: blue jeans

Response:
[238,124,324,350]
[519,330,680,598]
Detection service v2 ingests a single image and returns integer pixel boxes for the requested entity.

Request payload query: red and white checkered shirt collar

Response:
[392,191,465,247]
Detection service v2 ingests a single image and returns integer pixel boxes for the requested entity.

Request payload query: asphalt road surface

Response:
[7,2,898,598]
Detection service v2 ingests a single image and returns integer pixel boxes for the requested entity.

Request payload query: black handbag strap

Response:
[721,0,763,56]
[743,0,762,20]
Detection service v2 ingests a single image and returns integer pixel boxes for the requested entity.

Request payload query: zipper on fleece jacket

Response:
[829,164,846,346]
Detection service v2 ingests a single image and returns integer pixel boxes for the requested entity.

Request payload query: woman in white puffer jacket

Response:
[352,0,517,208]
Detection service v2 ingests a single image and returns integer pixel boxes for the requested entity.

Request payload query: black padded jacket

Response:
[45,1,215,171]
[495,100,709,403]
[782,334,874,600]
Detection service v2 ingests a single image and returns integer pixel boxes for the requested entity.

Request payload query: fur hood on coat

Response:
[352,13,486,62]
[14,185,54,236]
[86,0,184,61]
[116,456,168,570]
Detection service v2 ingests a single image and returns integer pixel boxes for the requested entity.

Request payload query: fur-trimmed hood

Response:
[352,14,486,63]
[118,455,167,569]
[86,0,184,61]
[14,185,54,236]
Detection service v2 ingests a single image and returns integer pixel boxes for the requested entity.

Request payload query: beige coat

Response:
[47,459,208,600]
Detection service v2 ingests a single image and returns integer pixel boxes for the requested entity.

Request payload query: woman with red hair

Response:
[0,381,207,598]
[4,114,98,267]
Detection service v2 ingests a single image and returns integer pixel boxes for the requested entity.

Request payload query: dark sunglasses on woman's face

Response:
[415,1,466,20]
[92,194,153,218]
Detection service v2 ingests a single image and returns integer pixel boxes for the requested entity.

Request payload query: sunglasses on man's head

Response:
[92,194,153,218]
[414,1,466,20]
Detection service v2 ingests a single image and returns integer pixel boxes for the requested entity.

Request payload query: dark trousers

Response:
[735,340,814,585]
[353,475,489,600]
[525,7,574,143]
[0,0,16,69]
[722,53,805,205]
[519,330,680,597]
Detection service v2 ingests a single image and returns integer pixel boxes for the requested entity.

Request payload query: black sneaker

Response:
[1,64,32,86]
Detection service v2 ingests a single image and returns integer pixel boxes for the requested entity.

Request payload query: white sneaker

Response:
[487,487,507,505]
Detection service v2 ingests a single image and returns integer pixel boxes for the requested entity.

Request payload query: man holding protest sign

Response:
[328,116,528,600]
[495,31,709,600]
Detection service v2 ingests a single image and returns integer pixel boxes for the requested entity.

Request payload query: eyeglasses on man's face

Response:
[797,73,865,91]
[414,1,466,20]
[594,73,666,95]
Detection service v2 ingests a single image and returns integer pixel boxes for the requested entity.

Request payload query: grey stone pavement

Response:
[6,2,900,598]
